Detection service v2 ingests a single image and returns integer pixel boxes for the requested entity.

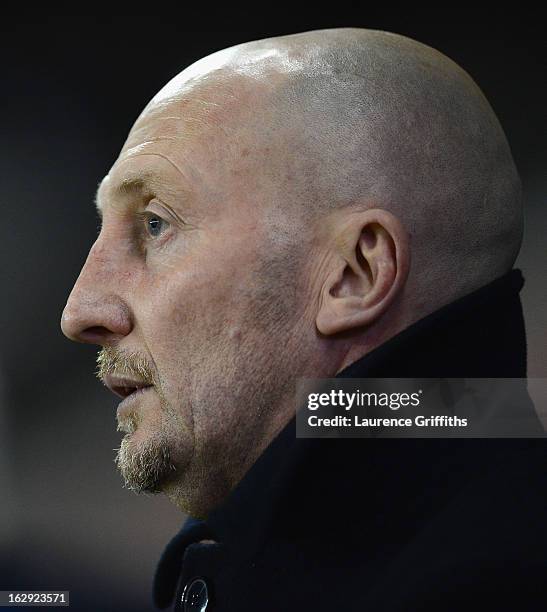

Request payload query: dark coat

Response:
[153,269,547,611]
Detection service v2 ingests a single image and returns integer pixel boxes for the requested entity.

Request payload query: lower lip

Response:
[116,386,154,418]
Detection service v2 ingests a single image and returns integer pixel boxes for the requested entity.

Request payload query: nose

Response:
[61,240,133,346]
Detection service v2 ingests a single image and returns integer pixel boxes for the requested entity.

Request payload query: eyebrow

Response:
[95,171,184,217]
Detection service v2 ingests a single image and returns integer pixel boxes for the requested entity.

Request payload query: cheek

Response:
[134,256,240,372]
[134,226,261,370]
[147,238,254,329]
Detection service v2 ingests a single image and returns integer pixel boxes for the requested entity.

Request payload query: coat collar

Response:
[154,269,529,608]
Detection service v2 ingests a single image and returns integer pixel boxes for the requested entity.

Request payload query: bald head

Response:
[132,28,521,317]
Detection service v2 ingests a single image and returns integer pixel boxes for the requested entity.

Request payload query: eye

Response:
[141,212,170,239]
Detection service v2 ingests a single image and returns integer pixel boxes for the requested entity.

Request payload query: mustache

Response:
[96,346,158,387]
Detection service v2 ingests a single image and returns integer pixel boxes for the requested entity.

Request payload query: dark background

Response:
[1,15,545,611]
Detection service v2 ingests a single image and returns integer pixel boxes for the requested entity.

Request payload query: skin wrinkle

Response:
[97,177,177,218]
[61,28,522,517]
[115,150,192,181]
[136,136,179,142]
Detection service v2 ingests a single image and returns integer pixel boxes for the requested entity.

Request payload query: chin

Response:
[115,428,177,494]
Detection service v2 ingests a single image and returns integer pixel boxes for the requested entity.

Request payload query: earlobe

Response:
[316,209,409,336]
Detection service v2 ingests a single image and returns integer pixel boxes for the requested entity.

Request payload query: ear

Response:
[316,208,410,336]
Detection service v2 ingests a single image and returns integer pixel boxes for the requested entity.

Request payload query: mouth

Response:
[102,375,154,400]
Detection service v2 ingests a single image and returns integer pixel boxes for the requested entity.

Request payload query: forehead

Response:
[96,77,272,214]
[124,71,265,152]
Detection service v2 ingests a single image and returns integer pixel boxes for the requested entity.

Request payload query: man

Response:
[61,29,546,611]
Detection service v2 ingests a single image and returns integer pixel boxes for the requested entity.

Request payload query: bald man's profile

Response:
[61,28,547,611]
